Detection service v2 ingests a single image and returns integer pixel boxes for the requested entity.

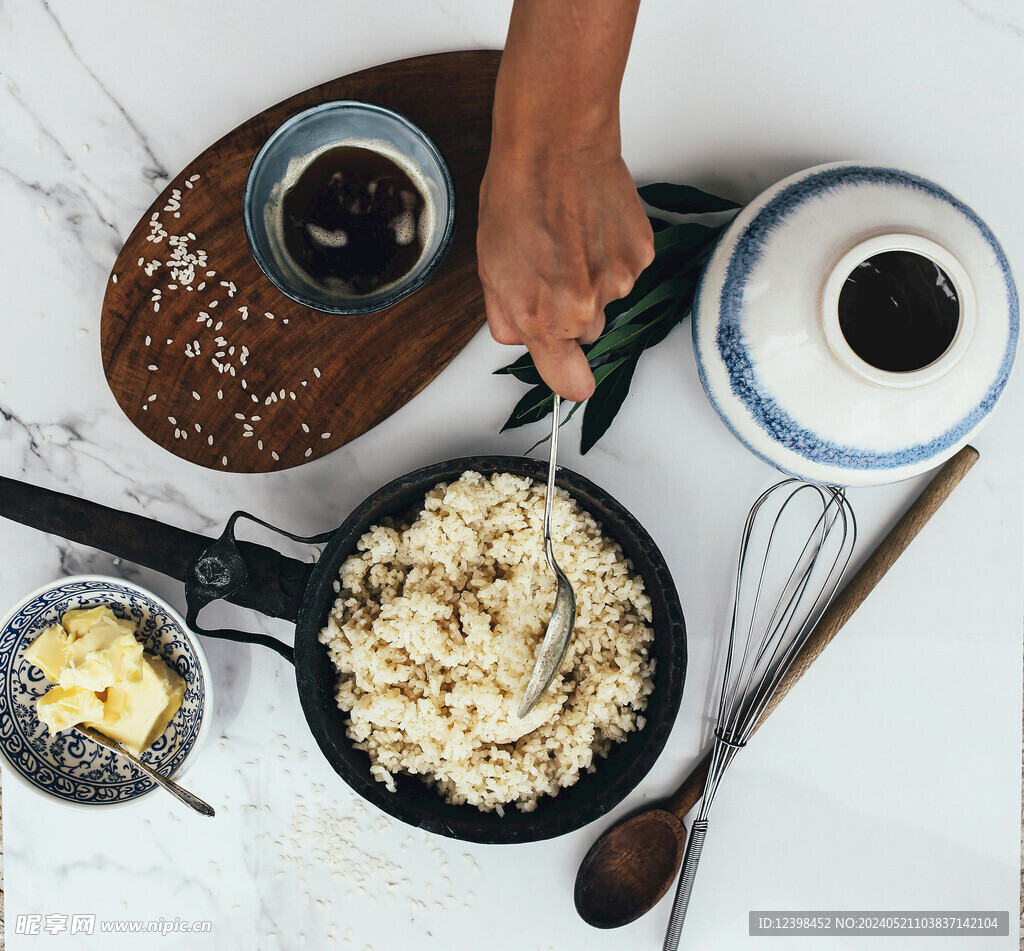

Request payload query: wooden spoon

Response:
[574,446,979,929]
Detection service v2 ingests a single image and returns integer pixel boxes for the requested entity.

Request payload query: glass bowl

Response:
[243,100,456,316]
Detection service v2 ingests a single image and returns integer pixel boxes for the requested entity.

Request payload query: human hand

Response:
[478,144,653,402]
[479,0,650,402]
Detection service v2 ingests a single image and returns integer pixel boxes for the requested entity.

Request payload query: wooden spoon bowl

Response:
[574,808,687,928]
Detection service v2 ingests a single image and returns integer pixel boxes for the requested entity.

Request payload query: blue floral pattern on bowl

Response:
[0,576,211,807]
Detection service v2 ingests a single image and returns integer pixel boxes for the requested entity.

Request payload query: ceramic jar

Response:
[693,162,1019,486]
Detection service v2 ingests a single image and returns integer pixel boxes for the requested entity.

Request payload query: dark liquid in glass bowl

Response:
[838,250,960,372]
[281,145,429,297]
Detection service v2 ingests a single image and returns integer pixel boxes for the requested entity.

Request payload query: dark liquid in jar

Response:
[838,250,959,372]
[281,146,428,296]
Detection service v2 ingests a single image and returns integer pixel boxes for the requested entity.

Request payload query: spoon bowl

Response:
[574,808,687,928]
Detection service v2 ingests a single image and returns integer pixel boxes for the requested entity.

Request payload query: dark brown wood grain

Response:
[574,808,687,929]
[101,51,500,473]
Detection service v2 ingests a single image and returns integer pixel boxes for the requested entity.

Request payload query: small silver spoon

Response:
[518,393,577,718]
[75,725,215,817]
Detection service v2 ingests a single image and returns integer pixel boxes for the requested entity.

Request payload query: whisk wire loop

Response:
[663,479,857,951]
[720,481,855,745]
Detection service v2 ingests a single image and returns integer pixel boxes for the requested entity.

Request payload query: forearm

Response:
[493,0,641,155]
[479,0,651,401]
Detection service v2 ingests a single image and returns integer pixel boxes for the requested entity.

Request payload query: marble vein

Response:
[0,86,123,268]
[950,0,1024,39]
[0,400,45,462]
[40,0,170,186]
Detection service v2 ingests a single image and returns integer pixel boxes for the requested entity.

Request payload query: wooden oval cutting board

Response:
[101,51,500,473]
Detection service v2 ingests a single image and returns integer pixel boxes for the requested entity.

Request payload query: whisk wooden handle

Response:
[668,445,979,821]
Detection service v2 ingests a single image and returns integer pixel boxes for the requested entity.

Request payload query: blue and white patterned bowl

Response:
[0,576,212,808]
[693,162,1019,486]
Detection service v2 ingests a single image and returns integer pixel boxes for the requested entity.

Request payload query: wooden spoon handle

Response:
[668,445,979,821]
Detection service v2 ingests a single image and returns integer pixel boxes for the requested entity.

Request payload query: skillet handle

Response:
[185,511,335,665]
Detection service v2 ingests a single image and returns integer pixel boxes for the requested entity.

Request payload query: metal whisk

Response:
[663,480,857,951]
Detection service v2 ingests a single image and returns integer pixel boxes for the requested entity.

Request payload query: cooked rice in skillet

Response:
[318,470,655,813]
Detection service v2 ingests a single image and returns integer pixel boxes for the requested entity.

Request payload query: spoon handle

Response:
[76,726,215,817]
[662,819,708,951]
[667,445,978,821]
[127,748,217,817]
[543,394,561,552]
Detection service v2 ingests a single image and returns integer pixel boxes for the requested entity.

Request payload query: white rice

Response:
[318,470,655,813]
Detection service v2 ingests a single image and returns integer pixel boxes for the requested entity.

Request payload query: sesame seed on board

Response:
[128,172,338,468]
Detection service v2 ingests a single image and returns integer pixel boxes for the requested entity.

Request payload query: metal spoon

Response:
[517,393,577,718]
[75,725,215,817]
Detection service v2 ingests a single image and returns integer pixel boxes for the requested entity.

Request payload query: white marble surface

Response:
[1,1,1022,949]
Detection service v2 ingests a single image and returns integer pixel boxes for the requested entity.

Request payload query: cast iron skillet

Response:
[0,455,686,843]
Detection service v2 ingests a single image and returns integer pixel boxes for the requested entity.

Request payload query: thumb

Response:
[529,338,596,402]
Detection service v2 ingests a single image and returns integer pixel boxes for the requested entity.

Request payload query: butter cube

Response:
[23,623,69,683]
[60,627,144,692]
[89,655,185,756]
[26,603,186,756]
[62,605,125,639]
[36,684,105,734]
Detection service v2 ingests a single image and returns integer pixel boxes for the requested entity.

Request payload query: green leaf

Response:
[585,323,648,362]
[641,306,689,350]
[586,315,662,362]
[653,221,722,256]
[639,182,741,215]
[497,180,742,455]
[504,362,543,386]
[580,354,641,454]
[496,222,722,384]
[590,354,630,385]
[499,383,553,433]
[605,252,678,321]
[524,399,585,453]
[584,298,680,362]
[603,227,716,324]
[525,432,548,454]
[494,349,541,384]
[608,274,696,330]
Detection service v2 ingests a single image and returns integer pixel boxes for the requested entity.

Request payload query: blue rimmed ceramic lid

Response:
[693,162,1019,486]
